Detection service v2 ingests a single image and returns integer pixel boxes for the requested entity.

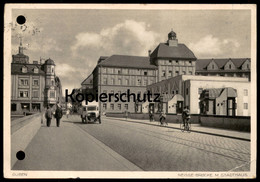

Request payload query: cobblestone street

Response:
[13,115,250,171]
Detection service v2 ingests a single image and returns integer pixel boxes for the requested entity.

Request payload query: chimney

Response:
[148,50,151,57]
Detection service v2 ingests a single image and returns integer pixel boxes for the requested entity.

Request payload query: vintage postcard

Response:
[3,4,256,179]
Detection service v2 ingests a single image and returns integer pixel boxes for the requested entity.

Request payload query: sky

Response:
[11,9,251,94]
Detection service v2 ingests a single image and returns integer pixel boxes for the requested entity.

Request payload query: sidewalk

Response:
[12,120,142,171]
[106,117,250,141]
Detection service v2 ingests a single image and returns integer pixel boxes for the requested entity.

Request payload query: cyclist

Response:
[182,106,191,129]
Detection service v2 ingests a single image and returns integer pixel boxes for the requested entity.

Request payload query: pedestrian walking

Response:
[125,110,128,120]
[149,109,154,122]
[45,106,53,127]
[66,108,70,118]
[55,103,63,127]
[159,110,167,125]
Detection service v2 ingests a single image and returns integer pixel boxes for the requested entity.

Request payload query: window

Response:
[175,71,179,76]
[118,104,121,110]
[22,67,27,73]
[144,71,147,76]
[176,60,179,63]
[125,104,128,110]
[176,90,179,94]
[126,79,129,85]
[244,89,248,96]
[144,79,148,86]
[162,70,166,77]
[220,73,225,76]
[189,71,192,75]
[34,68,39,73]
[24,80,28,85]
[131,79,135,86]
[186,88,189,95]
[169,70,172,77]
[244,103,248,109]
[32,90,39,98]
[169,60,172,63]
[103,78,107,85]
[51,68,54,73]
[11,103,17,111]
[50,91,55,98]
[229,64,232,69]
[212,64,214,69]
[19,91,29,98]
[103,103,107,110]
[137,79,141,86]
[103,68,107,73]
[110,104,114,110]
[111,78,115,85]
[247,64,250,69]
[33,80,39,86]
[118,78,122,85]
[51,80,54,86]
[189,61,192,64]
[118,70,121,74]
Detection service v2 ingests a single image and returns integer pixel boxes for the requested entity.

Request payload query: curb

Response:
[106,117,250,142]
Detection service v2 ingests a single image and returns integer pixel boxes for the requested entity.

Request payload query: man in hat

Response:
[55,103,63,127]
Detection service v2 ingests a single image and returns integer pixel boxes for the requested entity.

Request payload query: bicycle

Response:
[180,118,191,132]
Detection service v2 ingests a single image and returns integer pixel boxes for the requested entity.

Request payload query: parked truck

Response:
[80,101,101,124]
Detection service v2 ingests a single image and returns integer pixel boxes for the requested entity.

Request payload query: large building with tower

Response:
[81,30,251,116]
[11,41,63,115]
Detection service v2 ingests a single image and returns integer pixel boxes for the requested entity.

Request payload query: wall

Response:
[11,113,42,168]
[200,115,250,132]
[106,112,200,123]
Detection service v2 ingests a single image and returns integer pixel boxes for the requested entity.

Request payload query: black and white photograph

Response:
[3,4,256,179]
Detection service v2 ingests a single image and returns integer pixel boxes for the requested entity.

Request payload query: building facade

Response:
[11,42,63,115]
[196,58,251,80]
[82,30,251,115]
[147,75,250,116]
[92,55,158,113]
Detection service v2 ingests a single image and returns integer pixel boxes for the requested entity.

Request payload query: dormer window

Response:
[212,64,214,69]
[22,66,27,73]
[229,64,232,69]
[34,67,39,73]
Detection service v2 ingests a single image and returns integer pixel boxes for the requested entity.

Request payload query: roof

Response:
[11,63,45,75]
[45,58,55,65]
[98,55,157,69]
[202,87,237,99]
[196,58,250,71]
[81,74,93,85]
[150,43,197,60]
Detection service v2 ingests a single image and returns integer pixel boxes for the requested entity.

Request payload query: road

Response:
[13,115,250,171]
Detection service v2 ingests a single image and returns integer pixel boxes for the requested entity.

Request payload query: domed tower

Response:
[167,29,178,47]
[44,58,56,107]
